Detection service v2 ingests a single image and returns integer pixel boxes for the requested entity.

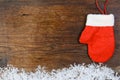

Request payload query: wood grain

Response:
[0,0,120,71]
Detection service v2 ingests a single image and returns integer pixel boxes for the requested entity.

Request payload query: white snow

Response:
[0,63,119,80]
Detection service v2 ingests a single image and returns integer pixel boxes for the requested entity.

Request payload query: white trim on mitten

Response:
[86,14,114,27]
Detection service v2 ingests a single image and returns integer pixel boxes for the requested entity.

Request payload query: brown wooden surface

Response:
[0,0,120,71]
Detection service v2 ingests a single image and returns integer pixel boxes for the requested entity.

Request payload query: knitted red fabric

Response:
[80,14,115,63]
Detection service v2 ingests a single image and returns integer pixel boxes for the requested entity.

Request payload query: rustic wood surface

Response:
[0,0,120,71]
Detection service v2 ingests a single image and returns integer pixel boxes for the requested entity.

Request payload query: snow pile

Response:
[0,63,120,80]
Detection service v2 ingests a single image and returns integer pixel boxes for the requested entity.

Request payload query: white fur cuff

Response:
[86,14,114,27]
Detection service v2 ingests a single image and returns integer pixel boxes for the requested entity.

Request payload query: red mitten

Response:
[79,14,115,63]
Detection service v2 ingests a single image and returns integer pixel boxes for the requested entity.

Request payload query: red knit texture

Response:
[80,26,115,63]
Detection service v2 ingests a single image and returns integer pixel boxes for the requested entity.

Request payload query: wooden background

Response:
[0,0,120,71]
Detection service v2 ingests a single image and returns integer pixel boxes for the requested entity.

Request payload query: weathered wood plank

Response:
[0,0,119,71]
